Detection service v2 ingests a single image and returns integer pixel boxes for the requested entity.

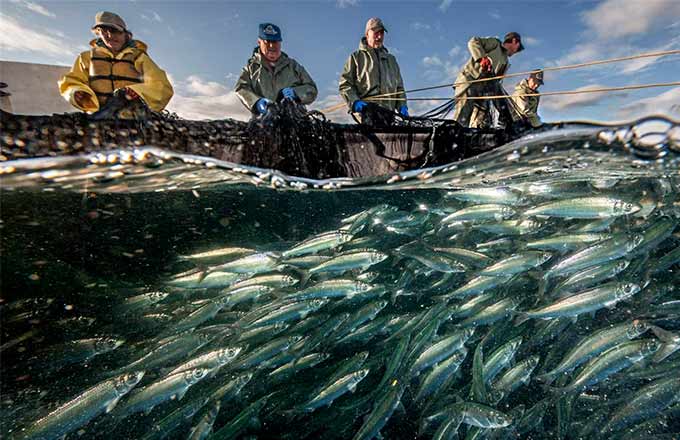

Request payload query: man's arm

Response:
[58,53,99,112]
[234,65,261,111]
[292,62,318,105]
[511,88,542,127]
[338,55,360,109]
[129,53,174,112]
[394,59,407,108]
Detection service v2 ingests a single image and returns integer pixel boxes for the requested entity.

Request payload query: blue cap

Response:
[259,23,282,41]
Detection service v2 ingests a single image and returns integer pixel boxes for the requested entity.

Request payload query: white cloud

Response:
[422,55,443,67]
[522,36,540,47]
[337,0,359,8]
[166,75,250,121]
[542,84,625,110]
[582,0,680,40]
[0,14,74,60]
[411,22,432,31]
[311,93,352,123]
[421,50,464,81]
[141,11,163,23]
[439,0,454,12]
[617,87,680,119]
[489,11,501,20]
[9,0,55,18]
[549,0,680,80]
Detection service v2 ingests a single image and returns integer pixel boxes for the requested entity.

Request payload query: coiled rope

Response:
[318,49,680,114]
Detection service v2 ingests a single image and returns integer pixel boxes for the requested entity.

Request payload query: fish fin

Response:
[653,343,680,363]
[649,325,678,344]
[197,269,209,283]
[514,312,531,326]
[105,396,122,413]
[349,382,358,393]
[177,388,188,400]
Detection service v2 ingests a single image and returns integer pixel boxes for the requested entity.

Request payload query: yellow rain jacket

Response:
[454,37,510,97]
[510,79,542,127]
[235,49,318,112]
[339,37,406,111]
[58,39,173,113]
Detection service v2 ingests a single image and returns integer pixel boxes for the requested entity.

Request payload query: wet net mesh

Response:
[0,95,526,179]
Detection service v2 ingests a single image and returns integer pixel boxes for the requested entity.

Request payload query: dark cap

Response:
[259,23,282,41]
[529,70,544,85]
[504,31,524,52]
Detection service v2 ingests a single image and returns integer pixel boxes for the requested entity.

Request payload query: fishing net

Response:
[0,95,522,179]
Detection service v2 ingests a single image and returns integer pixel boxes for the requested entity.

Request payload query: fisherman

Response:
[511,70,544,128]
[58,11,173,115]
[339,17,408,123]
[235,23,318,117]
[453,32,524,128]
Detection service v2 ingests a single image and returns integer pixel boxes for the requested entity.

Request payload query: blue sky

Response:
[1,0,679,122]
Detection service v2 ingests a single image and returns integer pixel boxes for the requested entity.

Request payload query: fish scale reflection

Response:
[1,127,680,439]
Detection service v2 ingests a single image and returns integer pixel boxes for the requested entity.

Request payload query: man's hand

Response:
[353,100,368,113]
[281,87,296,100]
[256,98,272,115]
[124,88,140,100]
[74,91,95,108]
[479,56,492,73]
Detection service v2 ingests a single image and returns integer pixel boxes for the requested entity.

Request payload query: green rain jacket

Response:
[455,37,510,97]
[510,79,542,127]
[339,37,406,111]
[235,49,318,112]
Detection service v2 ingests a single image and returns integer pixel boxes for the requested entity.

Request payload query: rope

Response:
[364,81,680,101]
[317,49,680,114]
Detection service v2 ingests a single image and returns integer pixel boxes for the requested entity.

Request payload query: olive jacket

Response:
[510,79,542,127]
[235,49,318,112]
[455,37,510,97]
[339,37,406,111]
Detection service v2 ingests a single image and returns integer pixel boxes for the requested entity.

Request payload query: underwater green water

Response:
[1,119,679,440]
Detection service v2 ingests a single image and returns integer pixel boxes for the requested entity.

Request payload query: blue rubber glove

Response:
[399,105,409,117]
[281,87,296,100]
[353,100,368,113]
[255,98,272,115]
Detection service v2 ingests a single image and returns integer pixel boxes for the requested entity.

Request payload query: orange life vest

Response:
[88,46,144,105]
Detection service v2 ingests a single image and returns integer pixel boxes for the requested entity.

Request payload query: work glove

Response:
[353,100,368,113]
[398,105,409,117]
[124,88,140,101]
[281,87,296,100]
[479,56,492,73]
[74,91,96,109]
[255,98,272,115]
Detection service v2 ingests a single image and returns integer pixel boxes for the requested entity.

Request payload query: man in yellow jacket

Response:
[339,18,408,120]
[510,70,544,128]
[453,32,523,128]
[58,11,173,114]
[235,23,318,116]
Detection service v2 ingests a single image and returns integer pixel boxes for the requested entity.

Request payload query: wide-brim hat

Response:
[92,11,127,32]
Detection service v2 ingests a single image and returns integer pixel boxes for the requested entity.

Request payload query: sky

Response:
[1,0,679,123]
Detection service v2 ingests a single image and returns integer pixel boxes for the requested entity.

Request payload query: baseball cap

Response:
[365,17,388,33]
[259,23,282,41]
[504,32,524,52]
[529,70,544,85]
[92,11,127,32]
